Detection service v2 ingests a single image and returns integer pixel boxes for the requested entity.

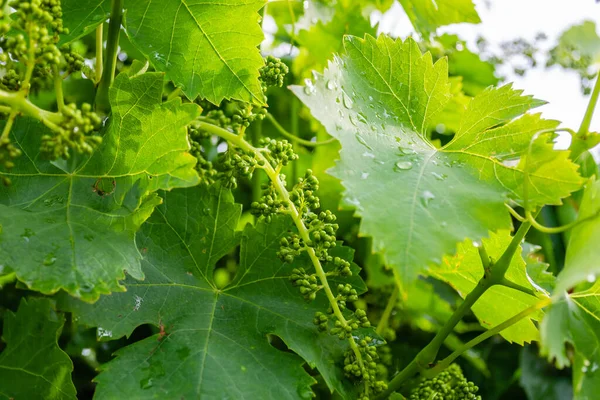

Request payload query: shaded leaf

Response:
[519,345,572,400]
[124,0,266,104]
[60,185,366,399]
[0,71,199,301]
[541,281,600,399]
[0,298,76,400]
[554,179,600,294]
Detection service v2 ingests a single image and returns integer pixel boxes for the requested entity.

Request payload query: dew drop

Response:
[43,254,56,266]
[326,80,336,90]
[140,377,153,389]
[587,274,596,283]
[355,133,373,150]
[362,151,376,159]
[342,91,353,109]
[420,190,435,207]
[431,172,448,181]
[398,146,416,156]
[303,79,316,95]
[349,114,358,126]
[394,161,413,171]
[357,112,368,124]
[335,123,343,131]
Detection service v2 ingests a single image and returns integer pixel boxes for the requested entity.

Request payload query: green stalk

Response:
[375,285,399,335]
[198,122,369,390]
[380,220,534,398]
[266,113,336,147]
[94,24,104,85]
[424,297,551,378]
[0,89,63,127]
[577,71,600,137]
[290,97,299,182]
[95,0,123,113]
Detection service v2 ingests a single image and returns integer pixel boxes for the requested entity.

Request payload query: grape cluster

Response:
[0,0,65,89]
[217,147,262,189]
[259,138,298,167]
[41,103,102,159]
[289,267,320,301]
[259,55,289,91]
[0,0,103,176]
[251,182,287,221]
[188,122,218,185]
[343,336,388,399]
[194,56,289,133]
[409,364,481,400]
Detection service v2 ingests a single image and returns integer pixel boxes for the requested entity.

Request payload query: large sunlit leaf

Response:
[0,298,76,400]
[292,35,583,284]
[429,231,545,344]
[123,0,266,104]
[554,179,600,294]
[541,281,600,399]
[60,185,367,399]
[398,0,480,36]
[0,71,199,302]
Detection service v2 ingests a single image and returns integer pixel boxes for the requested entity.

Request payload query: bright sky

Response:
[376,0,600,155]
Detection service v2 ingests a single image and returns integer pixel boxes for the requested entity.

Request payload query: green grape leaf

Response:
[0,298,76,400]
[59,0,110,44]
[0,71,199,301]
[519,345,572,400]
[554,179,600,294]
[60,185,366,399]
[294,3,376,77]
[292,35,583,284]
[123,0,266,104]
[398,0,480,36]
[429,230,545,344]
[541,281,600,399]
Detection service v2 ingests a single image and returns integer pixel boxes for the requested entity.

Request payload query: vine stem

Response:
[577,71,600,137]
[0,89,63,127]
[198,122,368,391]
[424,297,552,378]
[96,0,123,113]
[265,113,336,147]
[375,285,399,335]
[379,220,534,398]
[2,20,39,141]
[95,24,104,85]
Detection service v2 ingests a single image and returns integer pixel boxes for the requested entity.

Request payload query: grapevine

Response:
[1,1,600,400]
[0,0,102,184]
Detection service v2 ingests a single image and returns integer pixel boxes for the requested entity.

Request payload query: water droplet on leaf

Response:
[431,172,447,181]
[342,91,353,109]
[355,133,373,150]
[394,161,413,171]
[420,190,435,207]
[43,254,56,266]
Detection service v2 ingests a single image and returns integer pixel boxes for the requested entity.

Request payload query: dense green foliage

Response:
[1,1,600,399]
